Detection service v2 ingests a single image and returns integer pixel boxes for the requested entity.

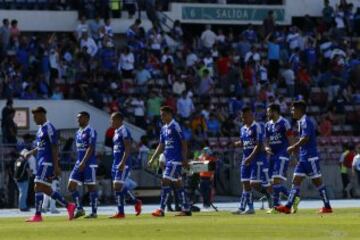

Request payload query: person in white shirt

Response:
[281,63,295,97]
[118,47,135,78]
[80,32,98,57]
[103,18,113,38]
[177,92,195,120]
[172,78,186,96]
[216,29,226,44]
[287,26,300,50]
[76,16,89,40]
[186,49,198,68]
[161,47,174,64]
[131,95,146,128]
[200,25,217,49]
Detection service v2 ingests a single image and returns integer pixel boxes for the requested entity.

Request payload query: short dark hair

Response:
[268,103,281,114]
[293,100,307,113]
[241,106,252,114]
[78,111,90,119]
[160,106,174,115]
[111,112,124,120]
[31,106,47,114]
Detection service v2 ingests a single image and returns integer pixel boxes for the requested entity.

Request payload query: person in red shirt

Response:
[339,144,356,198]
[216,52,231,78]
[197,147,217,209]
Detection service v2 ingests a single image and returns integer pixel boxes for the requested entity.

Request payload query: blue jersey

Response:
[298,115,318,159]
[113,125,132,170]
[240,121,266,161]
[265,116,291,155]
[75,125,97,166]
[35,121,57,165]
[160,119,184,163]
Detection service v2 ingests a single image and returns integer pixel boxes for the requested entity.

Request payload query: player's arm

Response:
[119,139,131,171]
[79,131,96,171]
[233,140,243,148]
[24,148,38,159]
[244,143,261,165]
[287,136,309,154]
[148,143,164,166]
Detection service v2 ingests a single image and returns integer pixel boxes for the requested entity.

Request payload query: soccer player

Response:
[265,104,300,213]
[148,106,192,217]
[25,107,76,222]
[232,107,270,215]
[276,101,332,214]
[109,112,141,218]
[68,112,99,219]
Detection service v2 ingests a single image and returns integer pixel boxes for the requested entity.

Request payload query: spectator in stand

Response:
[281,63,295,97]
[263,10,275,36]
[0,18,10,54]
[339,144,356,198]
[80,31,98,58]
[200,25,217,50]
[119,46,135,79]
[124,0,137,19]
[177,92,194,121]
[131,94,146,128]
[206,113,221,137]
[242,24,258,43]
[10,19,20,49]
[322,0,334,30]
[1,98,14,143]
[75,16,89,40]
[135,64,151,94]
[266,33,280,81]
[2,108,17,144]
[146,90,162,119]
[198,68,214,96]
[319,115,333,137]
[89,15,102,42]
[172,77,186,96]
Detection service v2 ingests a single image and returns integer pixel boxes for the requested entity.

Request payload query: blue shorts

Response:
[241,160,270,187]
[294,156,321,179]
[269,154,289,181]
[35,163,54,187]
[69,164,97,185]
[163,161,182,181]
[112,166,131,184]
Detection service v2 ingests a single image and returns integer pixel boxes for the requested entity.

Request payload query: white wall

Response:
[0,10,153,32]
[0,100,145,142]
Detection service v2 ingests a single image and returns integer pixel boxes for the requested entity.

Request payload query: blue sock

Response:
[51,191,68,207]
[160,186,171,211]
[317,185,331,208]
[286,185,300,208]
[89,191,98,214]
[279,185,289,198]
[71,191,82,210]
[176,187,190,212]
[115,191,124,214]
[35,192,43,215]
[239,191,248,211]
[127,190,137,205]
[272,184,281,207]
[245,192,254,209]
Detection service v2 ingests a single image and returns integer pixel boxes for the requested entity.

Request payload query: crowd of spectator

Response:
[0,0,360,152]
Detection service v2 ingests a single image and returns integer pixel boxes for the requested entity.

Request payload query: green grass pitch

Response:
[1,209,360,240]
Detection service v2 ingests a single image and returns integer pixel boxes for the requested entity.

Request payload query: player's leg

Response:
[233,164,251,214]
[49,179,60,214]
[272,156,290,208]
[309,159,332,213]
[111,167,129,218]
[124,178,142,216]
[68,167,85,218]
[152,163,175,217]
[200,177,211,208]
[27,164,75,222]
[84,166,98,218]
[174,178,192,216]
